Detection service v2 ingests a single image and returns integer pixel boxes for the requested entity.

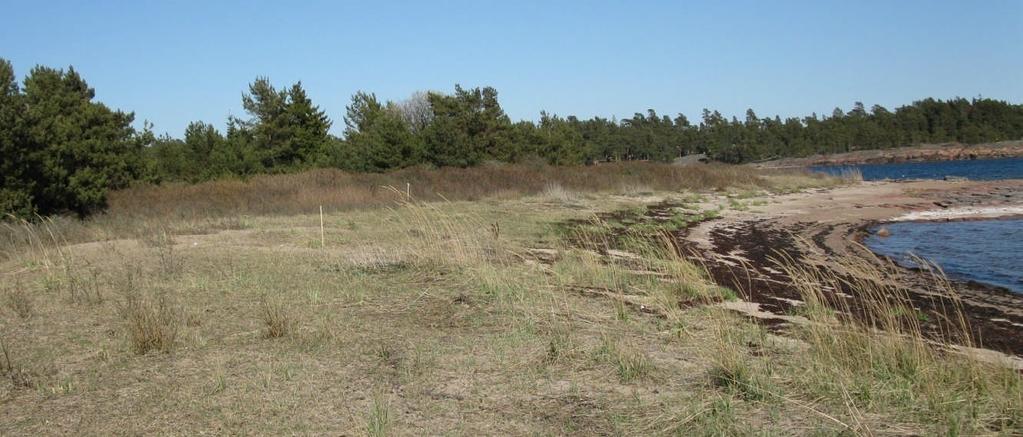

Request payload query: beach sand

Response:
[683,178,1023,363]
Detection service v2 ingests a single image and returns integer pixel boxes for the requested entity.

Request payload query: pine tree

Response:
[342,92,421,171]
[0,59,34,216]
[284,82,332,166]
[12,64,147,216]
[422,86,512,167]
[238,78,331,169]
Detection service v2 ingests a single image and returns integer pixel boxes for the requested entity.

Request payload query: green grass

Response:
[366,394,392,437]
[593,336,654,383]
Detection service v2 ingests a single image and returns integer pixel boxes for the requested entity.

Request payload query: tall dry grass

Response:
[770,250,1022,433]
[1,215,75,266]
[119,292,178,355]
[260,294,292,339]
[1,162,832,263]
[107,162,806,219]
[836,166,864,182]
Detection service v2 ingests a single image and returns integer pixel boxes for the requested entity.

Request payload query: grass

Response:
[119,291,178,355]
[704,319,771,402]
[3,281,32,319]
[105,161,829,219]
[366,394,392,437]
[772,251,1023,434]
[0,163,1017,434]
[1,338,30,389]
[594,335,654,383]
[259,294,292,339]
[0,162,832,260]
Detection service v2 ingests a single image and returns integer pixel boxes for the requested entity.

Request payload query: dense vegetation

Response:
[3,58,1023,217]
[0,60,151,217]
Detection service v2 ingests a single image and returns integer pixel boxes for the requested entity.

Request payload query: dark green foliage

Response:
[146,77,331,181]
[148,121,257,182]
[702,98,1023,163]
[421,86,512,167]
[238,78,332,169]
[1,60,149,217]
[537,113,586,165]
[283,82,333,166]
[339,92,422,172]
[0,59,32,216]
[146,135,190,182]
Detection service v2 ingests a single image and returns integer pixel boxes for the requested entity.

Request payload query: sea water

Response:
[864,219,1023,293]
[814,157,1023,292]
[814,157,1023,181]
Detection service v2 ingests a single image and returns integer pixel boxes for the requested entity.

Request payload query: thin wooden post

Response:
[319,205,325,248]
[406,182,411,200]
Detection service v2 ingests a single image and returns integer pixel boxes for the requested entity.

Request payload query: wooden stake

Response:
[406,182,411,199]
[319,205,325,248]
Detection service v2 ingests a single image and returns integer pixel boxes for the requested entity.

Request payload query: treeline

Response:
[151,84,1023,180]
[3,58,1023,217]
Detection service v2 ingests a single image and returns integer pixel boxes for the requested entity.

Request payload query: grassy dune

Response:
[1,164,1019,435]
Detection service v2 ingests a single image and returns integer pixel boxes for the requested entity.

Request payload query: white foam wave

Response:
[892,206,1023,221]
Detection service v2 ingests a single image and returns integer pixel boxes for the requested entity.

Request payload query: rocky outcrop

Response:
[756,140,1023,168]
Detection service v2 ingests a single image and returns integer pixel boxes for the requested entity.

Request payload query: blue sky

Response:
[2,0,1021,137]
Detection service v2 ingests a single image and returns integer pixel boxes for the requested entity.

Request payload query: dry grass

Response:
[1,163,831,262]
[3,164,1016,434]
[0,338,32,389]
[107,162,826,219]
[704,317,771,402]
[594,335,654,383]
[259,294,292,339]
[3,282,32,319]
[837,166,865,182]
[539,181,581,203]
[770,251,1023,434]
[119,292,178,355]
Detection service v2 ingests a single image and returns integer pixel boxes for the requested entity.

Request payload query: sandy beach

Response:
[683,179,1023,360]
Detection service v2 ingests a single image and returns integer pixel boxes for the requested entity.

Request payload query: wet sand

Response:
[683,179,1023,359]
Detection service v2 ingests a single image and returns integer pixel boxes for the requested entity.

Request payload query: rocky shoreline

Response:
[682,179,1023,362]
[755,140,1023,168]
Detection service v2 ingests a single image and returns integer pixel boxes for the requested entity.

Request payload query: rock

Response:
[607,249,642,260]
[525,248,559,264]
[876,227,891,238]
[753,141,1023,169]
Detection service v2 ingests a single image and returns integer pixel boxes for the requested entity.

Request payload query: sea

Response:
[813,157,1023,181]
[814,158,1023,293]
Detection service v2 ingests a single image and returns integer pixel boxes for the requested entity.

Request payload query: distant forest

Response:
[3,58,1023,217]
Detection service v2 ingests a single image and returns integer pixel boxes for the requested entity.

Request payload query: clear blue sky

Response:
[2,0,1021,137]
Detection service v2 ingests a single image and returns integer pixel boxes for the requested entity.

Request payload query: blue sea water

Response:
[816,158,1023,292]
[864,219,1023,293]
[813,157,1023,181]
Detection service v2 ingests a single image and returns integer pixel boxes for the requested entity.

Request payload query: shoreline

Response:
[754,140,1023,168]
[885,205,1023,222]
[682,178,1023,362]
